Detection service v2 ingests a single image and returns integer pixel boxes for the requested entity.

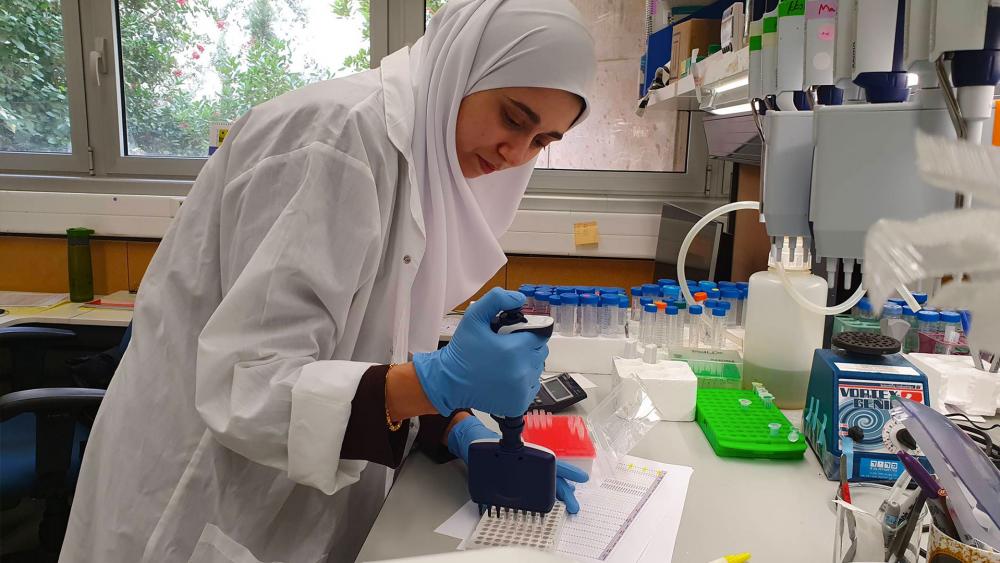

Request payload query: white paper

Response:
[434,456,693,562]
[570,373,599,390]
[0,291,69,308]
[434,500,480,540]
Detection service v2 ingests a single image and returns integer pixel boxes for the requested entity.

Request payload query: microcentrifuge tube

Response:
[738,398,752,411]
[768,422,781,437]
[787,429,800,442]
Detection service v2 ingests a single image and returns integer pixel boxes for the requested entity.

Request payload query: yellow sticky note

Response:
[574,221,599,246]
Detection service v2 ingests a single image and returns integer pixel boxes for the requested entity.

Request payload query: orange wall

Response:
[1,235,656,301]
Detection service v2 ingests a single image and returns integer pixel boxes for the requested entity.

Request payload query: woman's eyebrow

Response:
[505,96,540,125]
[506,96,565,140]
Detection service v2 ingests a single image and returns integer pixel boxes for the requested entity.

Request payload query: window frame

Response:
[1,0,707,201]
[0,0,92,174]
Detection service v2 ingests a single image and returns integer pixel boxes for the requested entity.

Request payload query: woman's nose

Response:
[498,135,534,168]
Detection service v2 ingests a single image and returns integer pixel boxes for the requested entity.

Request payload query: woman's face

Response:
[455,87,583,179]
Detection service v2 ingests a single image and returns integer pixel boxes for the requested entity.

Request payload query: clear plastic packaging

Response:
[580,293,600,337]
[586,372,662,480]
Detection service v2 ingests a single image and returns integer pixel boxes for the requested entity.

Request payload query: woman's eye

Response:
[502,112,521,129]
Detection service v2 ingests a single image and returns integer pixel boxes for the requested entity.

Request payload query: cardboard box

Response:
[669,18,721,81]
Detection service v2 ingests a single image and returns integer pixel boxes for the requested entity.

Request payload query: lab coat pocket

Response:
[188,524,282,563]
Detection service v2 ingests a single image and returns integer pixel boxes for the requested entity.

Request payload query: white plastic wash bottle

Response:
[742,236,826,409]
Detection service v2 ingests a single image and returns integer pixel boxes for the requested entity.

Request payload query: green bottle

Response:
[67,227,95,302]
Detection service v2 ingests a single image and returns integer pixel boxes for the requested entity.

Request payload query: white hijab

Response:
[407,0,596,352]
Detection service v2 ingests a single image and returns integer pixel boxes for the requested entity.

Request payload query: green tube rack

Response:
[695,389,807,459]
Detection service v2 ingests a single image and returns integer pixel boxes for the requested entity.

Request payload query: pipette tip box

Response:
[522,412,596,474]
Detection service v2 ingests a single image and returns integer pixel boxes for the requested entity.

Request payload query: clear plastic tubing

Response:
[687,305,704,348]
[655,301,668,347]
[917,310,939,335]
[940,311,963,343]
[519,286,536,313]
[617,295,629,337]
[666,305,681,349]
[640,302,658,346]
[710,307,727,350]
[630,286,643,321]
[534,291,551,316]
[548,294,562,333]
[720,289,739,325]
[560,293,579,337]
[601,294,619,337]
[580,293,601,337]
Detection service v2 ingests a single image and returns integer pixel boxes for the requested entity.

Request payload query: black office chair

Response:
[0,326,123,563]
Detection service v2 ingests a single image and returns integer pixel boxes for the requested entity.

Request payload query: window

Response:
[0,0,72,153]
[117,0,372,158]
[425,0,683,174]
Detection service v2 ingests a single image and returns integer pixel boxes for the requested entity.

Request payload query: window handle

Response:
[90,37,107,87]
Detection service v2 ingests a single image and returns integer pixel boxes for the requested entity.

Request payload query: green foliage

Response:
[4,0,347,159]
[0,0,71,152]
[332,0,369,74]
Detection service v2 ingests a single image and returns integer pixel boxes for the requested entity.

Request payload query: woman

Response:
[60,0,596,561]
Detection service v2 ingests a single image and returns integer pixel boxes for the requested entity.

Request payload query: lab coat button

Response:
[403,255,412,264]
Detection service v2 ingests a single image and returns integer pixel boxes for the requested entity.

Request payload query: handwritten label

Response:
[817,23,835,41]
[807,0,838,19]
[573,221,599,246]
[779,0,806,17]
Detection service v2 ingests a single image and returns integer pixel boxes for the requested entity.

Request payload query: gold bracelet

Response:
[385,364,403,432]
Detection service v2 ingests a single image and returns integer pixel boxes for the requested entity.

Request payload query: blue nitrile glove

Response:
[414,287,549,417]
[447,416,590,514]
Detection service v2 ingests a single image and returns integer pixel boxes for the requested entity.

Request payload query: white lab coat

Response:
[60,48,426,563]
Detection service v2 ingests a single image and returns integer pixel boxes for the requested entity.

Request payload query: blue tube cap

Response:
[939,311,961,324]
[718,281,736,288]
[618,295,629,308]
[689,305,703,315]
[631,286,643,297]
[902,306,916,317]
[698,281,717,290]
[519,288,535,298]
[602,294,618,305]
[641,283,660,296]
[576,286,595,294]
[911,292,928,305]
[561,293,579,305]
[639,297,654,306]
[916,310,938,323]
[717,301,731,310]
[720,288,739,299]
[658,279,678,286]
[666,306,678,315]
[712,308,726,317]
[643,303,658,313]
[704,299,719,308]
[662,286,681,299]
[882,303,902,316]
[581,293,600,305]
[548,295,562,306]
[857,297,872,312]
[534,292,551,303]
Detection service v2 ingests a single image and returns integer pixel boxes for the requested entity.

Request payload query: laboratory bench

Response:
[0,298,133,329]
[357,372,840,562]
